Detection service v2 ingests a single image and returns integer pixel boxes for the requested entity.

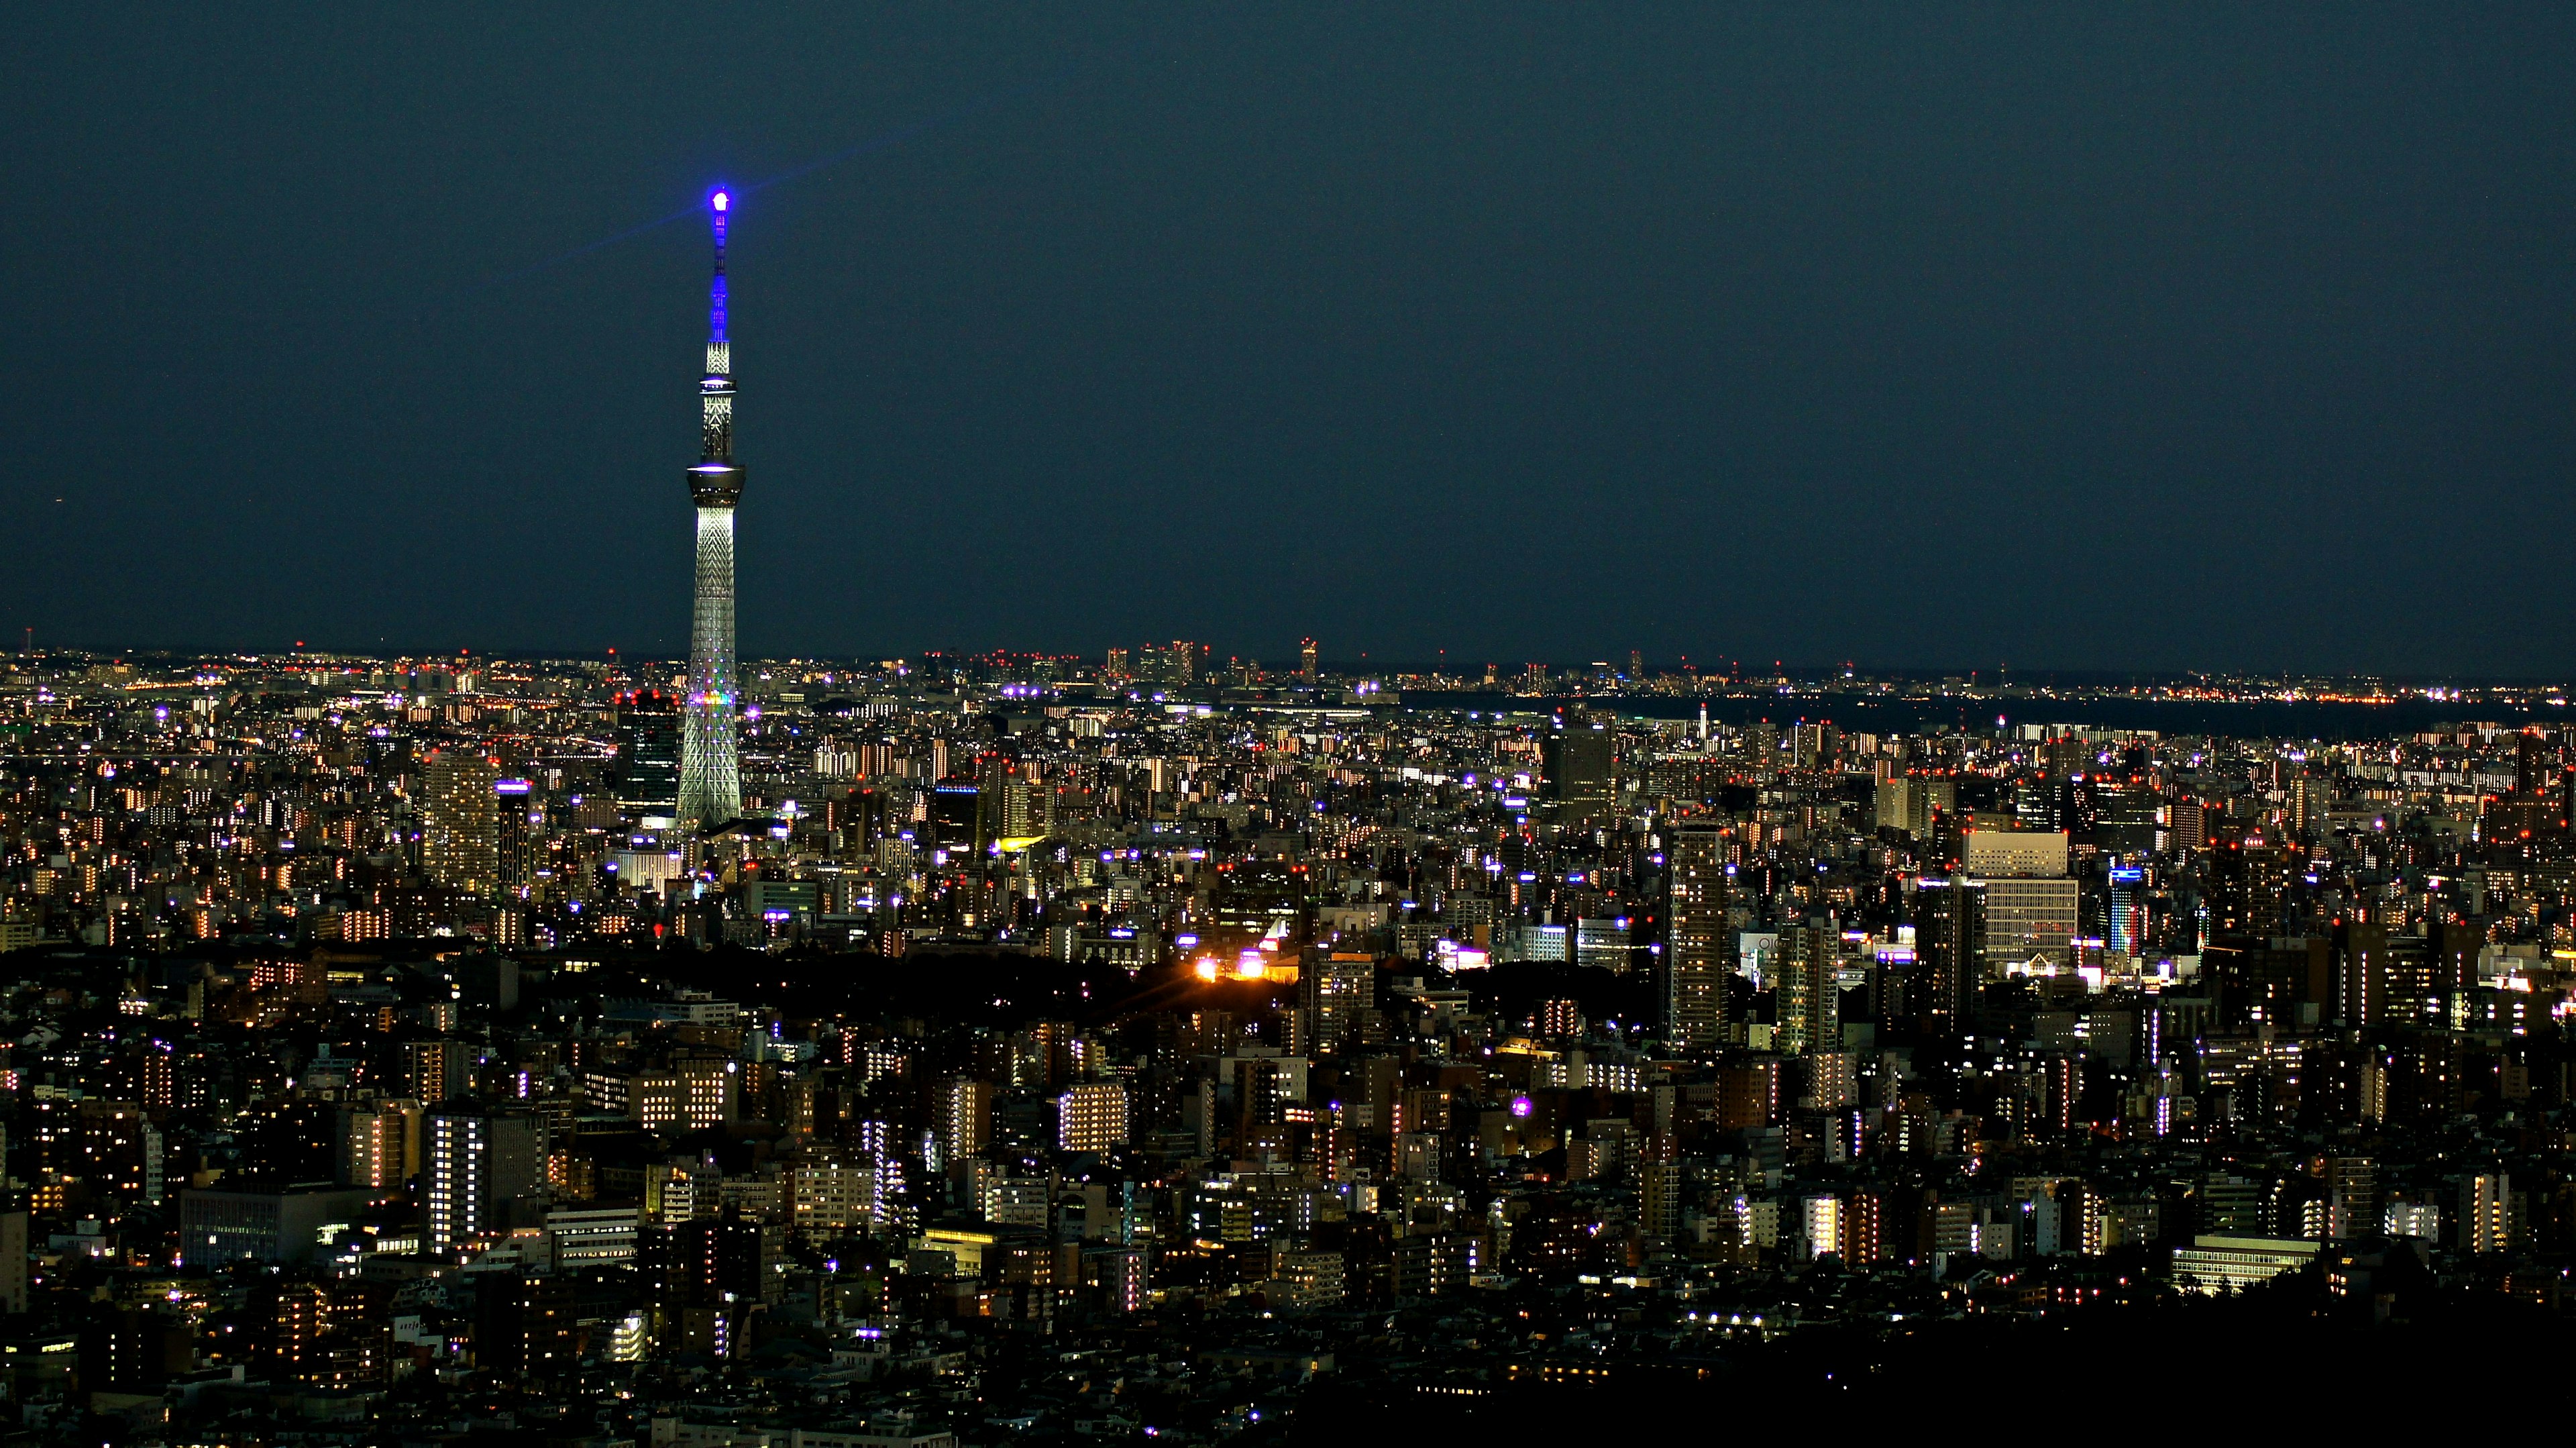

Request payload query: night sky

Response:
[11,5,2575,674]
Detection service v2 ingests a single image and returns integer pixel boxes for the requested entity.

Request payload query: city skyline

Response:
[7,7,2576,1434]
[15,642,2576,694]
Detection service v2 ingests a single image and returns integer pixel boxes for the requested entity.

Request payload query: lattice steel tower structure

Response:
[677,189,744,829]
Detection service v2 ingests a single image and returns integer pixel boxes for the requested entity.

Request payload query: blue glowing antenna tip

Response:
[710,189,730,213]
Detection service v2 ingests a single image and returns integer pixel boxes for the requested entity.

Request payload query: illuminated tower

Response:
[678,189,745,829]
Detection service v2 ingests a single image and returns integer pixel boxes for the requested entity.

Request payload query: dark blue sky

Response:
[10,4,2575,673]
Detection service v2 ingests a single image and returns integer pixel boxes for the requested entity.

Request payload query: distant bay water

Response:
[1407,692,2563,742]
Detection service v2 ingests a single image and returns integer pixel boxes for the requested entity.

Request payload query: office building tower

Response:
[2094,786,2159,855]
[1665,826,1731,1050]
[677,189,745,830]
[2105,866,2145,956]
[421,752,499,893]
[1984,876,2083,966]
[1542,725,1613,823]
[1962,829,2070,879]
[179,1183,377,1265]
[1300,638,1319,682]
[424,1108,543,1252]
[615,689,683,818]
[494,778,538,892]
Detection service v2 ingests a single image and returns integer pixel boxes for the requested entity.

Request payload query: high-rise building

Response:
[2288,776,2328,841]
[677,189,745,830]
[2323,1157,2377,1241]
[1664,826,1731,1051]
[1299,952,1376,1051]
[1300,638,1319,682]
[1542,725,1613,823]
[615,689,683,819]
[2516,729,2553,796]
[424,1108,543,1252]
[1984,877,2082,966]
[1874,776,1957,839]
[2094,786,2159,855]
[2105,866,2145,955]
[938,1078,993,1161]
[1914,876,1986,1029]
[671,1210,766,1306]
[2460,1172,2512,1254]
[495,778,539,892]
[1962,829,2069,879]
[1057,1082,1129,1155]
[1776,919,1841,1055]
[420,752,498,893]
[790,1159,869,1238]
[405,1039,469,1104]
[2336,919,2392,1027]
[1538,997,1583,1039]
[343,1100,421,1189]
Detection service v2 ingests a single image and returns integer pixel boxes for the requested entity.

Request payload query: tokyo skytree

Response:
[676,188,743,829]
